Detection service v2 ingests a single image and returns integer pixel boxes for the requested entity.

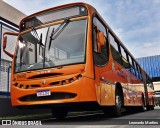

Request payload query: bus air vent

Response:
[28,73,63,79]
[30,84,41,88]
[19,92,77,102]
[50,81,60,86]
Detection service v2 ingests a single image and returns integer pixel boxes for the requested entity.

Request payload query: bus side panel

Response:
[95,83,101,105]
[80,77,97,102]
[100,82,115,106]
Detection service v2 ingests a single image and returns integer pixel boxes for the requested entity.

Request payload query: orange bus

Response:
[3,2,155,119]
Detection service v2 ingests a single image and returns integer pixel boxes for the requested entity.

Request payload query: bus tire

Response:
[111,89,123,116]
[103,88,123,117]
[150,98,155,110]
[139,95,145,112]
[114,89,123,116]
[150,105,154,110]
[52,108,68,119]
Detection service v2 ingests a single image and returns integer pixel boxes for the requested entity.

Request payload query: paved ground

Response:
[1,107,160,128]
[42,107,160,125]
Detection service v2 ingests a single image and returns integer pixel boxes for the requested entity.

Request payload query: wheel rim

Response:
[116,95,122,112]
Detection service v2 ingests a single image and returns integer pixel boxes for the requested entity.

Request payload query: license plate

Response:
[37,90,51,97]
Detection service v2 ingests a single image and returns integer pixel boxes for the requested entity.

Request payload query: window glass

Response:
[135,63,139,78]
[128,55,132,65]
[109,33,122,65]
[93,17,108,66]
[109,34,118,51]
[132,59,135,69]
[122,57,130,70]
[93,18,107,36]
[137,65,142,81]
[146,75,154,89]
[129,59,135,76]
[121,46,127,60]
[111,46,122,65]
[133,61,139,77]
[15,19,87,72]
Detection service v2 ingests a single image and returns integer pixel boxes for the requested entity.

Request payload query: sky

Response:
[3,0,160,58]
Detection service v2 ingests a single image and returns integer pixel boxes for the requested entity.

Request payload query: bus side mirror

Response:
[97,31,106,53]
[3,32,18,58]
[3,36,7,49]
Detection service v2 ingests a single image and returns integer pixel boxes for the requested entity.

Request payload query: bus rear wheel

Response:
[150,105,154,110]
[150,98,155,110]
[52,108,68,119]
[139,96,145,112]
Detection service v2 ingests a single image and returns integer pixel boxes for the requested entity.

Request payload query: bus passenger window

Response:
[138,67,143,80]
[122,57,130,71]
[128,55,132,66]
[93,17,108,66]
[121,46,127,60]
[109,33,122,65]
[120,46,130,71]
[109,34,119,51]
[129,58,135,76]
[135,62,139,78]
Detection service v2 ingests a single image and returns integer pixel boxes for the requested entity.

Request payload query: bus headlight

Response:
[20,84,24,88]
[62,80,66,85]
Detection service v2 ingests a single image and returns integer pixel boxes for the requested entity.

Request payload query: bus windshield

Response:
[15,19,87,73]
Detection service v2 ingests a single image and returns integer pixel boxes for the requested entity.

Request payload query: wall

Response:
[0,1,26,25]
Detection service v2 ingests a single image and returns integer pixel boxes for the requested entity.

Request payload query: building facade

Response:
[0,1,26,92]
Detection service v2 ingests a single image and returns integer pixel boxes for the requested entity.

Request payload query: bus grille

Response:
[19,92,77,102]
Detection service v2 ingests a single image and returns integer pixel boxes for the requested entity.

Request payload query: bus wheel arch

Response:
[103,82,124,117]
[113,82,124,116]
[115,82,124,107]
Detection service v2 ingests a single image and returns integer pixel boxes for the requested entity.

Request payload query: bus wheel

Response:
[110,89,123,116]
[52,109,68,119]
[114,89,123,116]
[139,96,145,112]
[150,98,155,110]
[150,105,154,110]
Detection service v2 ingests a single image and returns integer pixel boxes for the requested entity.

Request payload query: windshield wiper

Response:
[48,18,70,50]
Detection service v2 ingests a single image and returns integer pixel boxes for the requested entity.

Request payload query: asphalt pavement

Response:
[1,107,160,128]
